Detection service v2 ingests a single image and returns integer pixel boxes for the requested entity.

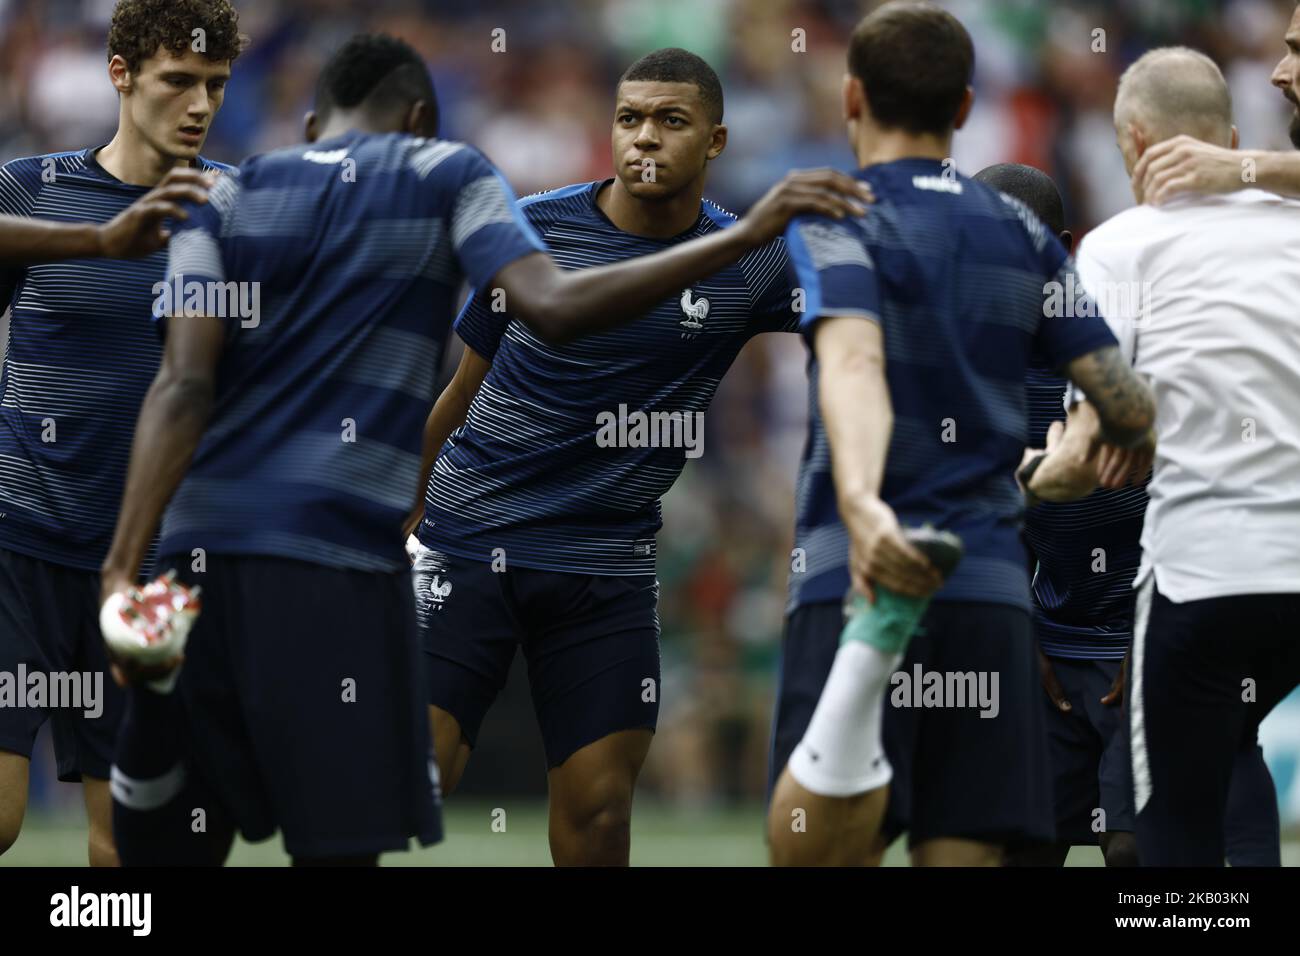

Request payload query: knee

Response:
[566,793,632,840]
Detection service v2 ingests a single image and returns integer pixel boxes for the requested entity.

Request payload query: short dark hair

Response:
[315,34,437,126]
[108,0,245,72]
[973,163,1065,236]
[847,1,974,136]
[619,48,724,124]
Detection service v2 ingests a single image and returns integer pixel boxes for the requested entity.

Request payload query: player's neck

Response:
[852,127,953,169]
[597,178,704,239]
[97,125,192,187]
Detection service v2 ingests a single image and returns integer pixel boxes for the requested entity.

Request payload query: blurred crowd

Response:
[3,0,1297,807]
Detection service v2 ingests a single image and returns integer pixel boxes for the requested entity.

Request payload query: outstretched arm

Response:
[0,168,213,264]
[492,169,871,344]
[1134,135,1300,204]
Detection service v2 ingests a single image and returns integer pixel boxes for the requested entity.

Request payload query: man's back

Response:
[161,131,542,571]
[1077,189,1300,602]
[788,158,1117,610]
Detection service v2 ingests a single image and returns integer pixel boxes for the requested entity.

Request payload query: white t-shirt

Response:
[1075,189,1300,603]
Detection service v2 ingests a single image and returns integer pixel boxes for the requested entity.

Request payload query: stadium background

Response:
[0,0,1297,864]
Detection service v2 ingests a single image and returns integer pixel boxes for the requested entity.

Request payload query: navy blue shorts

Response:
[416,548,660,768]
[0,547,124,781]
[147,554,441,859]
[769,600,1054,849]
[1037,656,1134,844]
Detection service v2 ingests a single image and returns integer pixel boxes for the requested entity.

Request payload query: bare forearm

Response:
[0,217,103,264]
[1254,150,1300,198]
[821,351,893,511]
[101,375,214,580]
[1027,402,1102,502]
[1065,346,1154,448]
[507,225,757,342]
[414,384,472,509]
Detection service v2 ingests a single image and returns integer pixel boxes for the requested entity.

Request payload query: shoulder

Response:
[0,149,85,191]
[515,181,599,230]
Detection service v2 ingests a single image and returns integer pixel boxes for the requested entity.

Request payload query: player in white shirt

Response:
[1028,46,1300,866]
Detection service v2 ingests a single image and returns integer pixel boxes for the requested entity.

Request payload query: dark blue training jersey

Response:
[786,158,1117,612]
[1024,363,1143,660]
[158,132,544,572]
[0,148,231,571]
[418,179,799,575]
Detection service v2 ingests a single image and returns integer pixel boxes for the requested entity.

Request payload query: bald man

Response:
[1045,47,1300,866]
[1133,3,1300,203]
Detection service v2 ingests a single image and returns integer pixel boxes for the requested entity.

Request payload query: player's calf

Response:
[0,751,29,856]
[768,765,887,866]
[83,777,120,867]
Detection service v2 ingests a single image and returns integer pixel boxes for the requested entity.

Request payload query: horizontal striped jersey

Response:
[417,179,799,575]
[0,148,231,572]
[1023,363,1143,660]
[159,132,544,572]
[786,158,1117,612]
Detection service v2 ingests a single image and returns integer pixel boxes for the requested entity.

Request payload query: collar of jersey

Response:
[586,178,711,243]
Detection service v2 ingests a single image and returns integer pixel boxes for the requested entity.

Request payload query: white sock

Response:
[787,640,900,797]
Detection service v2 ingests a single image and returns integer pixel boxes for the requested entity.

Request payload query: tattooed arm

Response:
[1064,345,1154,449]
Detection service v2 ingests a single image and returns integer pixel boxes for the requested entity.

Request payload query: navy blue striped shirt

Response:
[418,179,799,575]
[0,148,231,571]
[1024,363,1143,659]
[159,132,544,571]
[786,158,1117,612]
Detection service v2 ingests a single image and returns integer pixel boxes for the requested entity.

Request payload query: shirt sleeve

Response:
[0,159,44,310]
[783,215,880,336]
[1032,252,1119,373]
[453,286,511,361]
[449,151,546,295]
[159,173,237,337]
[748,238,802,334]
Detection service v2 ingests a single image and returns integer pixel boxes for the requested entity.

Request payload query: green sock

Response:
[840,588,932,656]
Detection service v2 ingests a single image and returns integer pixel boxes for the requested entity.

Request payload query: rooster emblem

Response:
[679,289,710,331]
[428,575,453,602]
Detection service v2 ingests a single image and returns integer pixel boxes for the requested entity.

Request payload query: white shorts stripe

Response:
[110,762,186,812]
[1130,574,1155,815]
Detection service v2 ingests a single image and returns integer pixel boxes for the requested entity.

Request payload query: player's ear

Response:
[303,110,319,144]
[841,73,863,122]
[1230,124,1240,150]
[952,86,975,131]
[1059,229,1074,255]
[706,123,727,162]
[405,100,438,138]
[108,54,133,95]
